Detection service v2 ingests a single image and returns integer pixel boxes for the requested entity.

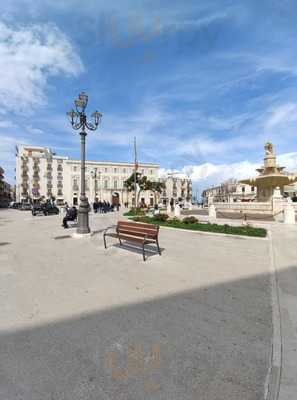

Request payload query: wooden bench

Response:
[103,221,161,261]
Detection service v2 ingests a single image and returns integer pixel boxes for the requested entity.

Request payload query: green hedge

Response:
[123,208,146,217]
[131,216,267,238]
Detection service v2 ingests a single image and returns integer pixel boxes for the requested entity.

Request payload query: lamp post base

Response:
[77,195,90,234]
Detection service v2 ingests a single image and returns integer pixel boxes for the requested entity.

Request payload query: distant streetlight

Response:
[67,92,102,234]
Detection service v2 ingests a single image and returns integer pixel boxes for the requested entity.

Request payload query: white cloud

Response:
[265,103,297,129]
[0,22,84,114]
[170,151,297,196]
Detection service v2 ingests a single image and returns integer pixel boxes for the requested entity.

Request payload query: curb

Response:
[265,231,282,400]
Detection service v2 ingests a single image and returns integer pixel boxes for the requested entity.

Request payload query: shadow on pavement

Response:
[0,266,278,400]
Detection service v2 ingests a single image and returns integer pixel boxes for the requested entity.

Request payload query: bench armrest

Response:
[103,225,117,235]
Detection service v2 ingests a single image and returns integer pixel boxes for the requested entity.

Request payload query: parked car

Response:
[20,203,32,211]
[9,202,22,209]
[32,203,59,216]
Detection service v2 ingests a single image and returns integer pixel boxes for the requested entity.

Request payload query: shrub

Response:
[182,216,198,224]
[153,213,169,222]
[133,216,149,223]
[124,208,145,216]
[167,217,181,225]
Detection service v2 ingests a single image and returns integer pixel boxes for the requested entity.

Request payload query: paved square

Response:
[0,209,272,400]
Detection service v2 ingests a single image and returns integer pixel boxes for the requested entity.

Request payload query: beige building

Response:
[202,179,256,204]
[160,172,192,205]
[16,145,160,206]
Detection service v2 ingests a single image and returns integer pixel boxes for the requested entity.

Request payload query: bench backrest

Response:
[117,221,159,239]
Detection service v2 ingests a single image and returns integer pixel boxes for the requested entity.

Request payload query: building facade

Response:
[16,145,160,206]
[159,172,192,205]
[202,179,257,204]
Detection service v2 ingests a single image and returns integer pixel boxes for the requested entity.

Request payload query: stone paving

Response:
[0,209,272,400]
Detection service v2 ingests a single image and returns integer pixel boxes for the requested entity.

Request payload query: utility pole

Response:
[134,137,138,208]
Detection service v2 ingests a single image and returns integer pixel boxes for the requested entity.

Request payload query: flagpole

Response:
[134,137,137,208]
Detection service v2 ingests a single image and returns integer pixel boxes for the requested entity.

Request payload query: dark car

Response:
[20,203,32,211]
[32,203,59,216]
[9,202,22,209]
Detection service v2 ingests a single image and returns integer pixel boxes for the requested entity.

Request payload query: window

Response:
[114,168,117,173]
[104,180,108,189]
[73,166,77,172]
[242,187,245,193]
[73,178,79,191]
[105,168,108,173]
[150,169,153,175]
[123,168,126,174]
[251,186,255,192]
[114,180,118,189]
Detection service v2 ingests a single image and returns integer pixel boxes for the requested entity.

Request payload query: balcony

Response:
[21,173,28,179]
[57,183,63,189]
[57,166,63,172]
[47,166,53,172]
[73,185,79,191]
[47,183,53,189]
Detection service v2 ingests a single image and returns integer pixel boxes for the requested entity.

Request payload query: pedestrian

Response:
[62,206,77,229]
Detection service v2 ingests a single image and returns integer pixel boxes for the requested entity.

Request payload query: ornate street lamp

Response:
[67,92,102,234]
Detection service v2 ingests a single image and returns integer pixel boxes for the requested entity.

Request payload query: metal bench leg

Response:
[103,234,107,249]
[142,242,146,261]
[156,239,161,255]
[118,237,122,246]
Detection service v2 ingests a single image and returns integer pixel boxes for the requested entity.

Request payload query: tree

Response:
[146,180,166,204]
[124,173,163,207]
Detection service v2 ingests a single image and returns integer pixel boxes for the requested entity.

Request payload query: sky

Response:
[2,1,297,197]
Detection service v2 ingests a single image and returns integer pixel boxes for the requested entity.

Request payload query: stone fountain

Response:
[240,142,297,202]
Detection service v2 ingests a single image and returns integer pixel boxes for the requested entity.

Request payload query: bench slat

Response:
[118,221,158,231]
[117,227,158,238]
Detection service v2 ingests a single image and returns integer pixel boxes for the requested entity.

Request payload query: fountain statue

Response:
[240,142,297,202]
